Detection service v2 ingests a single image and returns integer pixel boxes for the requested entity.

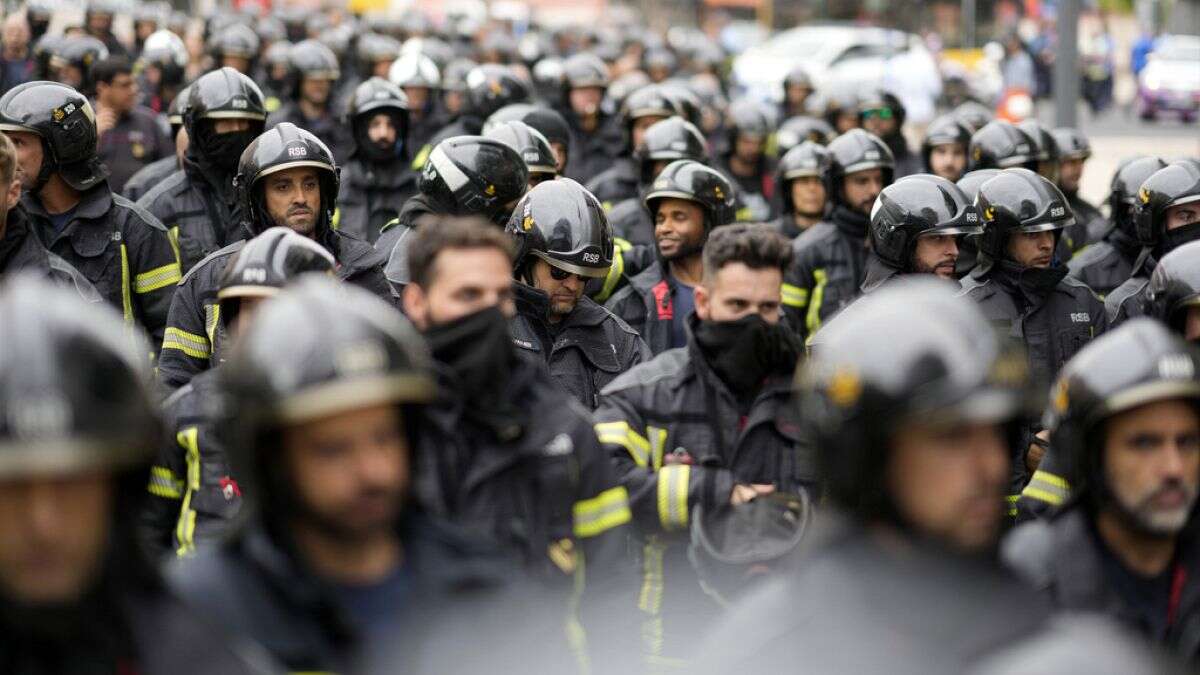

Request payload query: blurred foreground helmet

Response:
[0,274,159,477]
[802,279,1033,519]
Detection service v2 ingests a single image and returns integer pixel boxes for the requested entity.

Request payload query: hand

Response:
[95,107,117,137]
[1026,430,1050,474]
[730,483,775,506]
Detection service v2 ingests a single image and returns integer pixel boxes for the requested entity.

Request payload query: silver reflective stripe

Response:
[429,144,470,192]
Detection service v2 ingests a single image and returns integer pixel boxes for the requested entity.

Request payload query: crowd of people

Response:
[0,3,1198,673]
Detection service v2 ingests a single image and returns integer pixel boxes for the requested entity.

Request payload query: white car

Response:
[732,23,942,123]
[1137,35,1200,123]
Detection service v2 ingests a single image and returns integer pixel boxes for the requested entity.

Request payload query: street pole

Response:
[1054,0,1080,127]
[962,0,976,49]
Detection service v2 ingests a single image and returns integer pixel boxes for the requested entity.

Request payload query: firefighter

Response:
[595,222,812,666]
[0,275,269,673]
[921,113,972,183]
[0,80,180,347]
[265,40,354,163]
[604,159,737,355]
[781,128,894,342]
[506,178,649,409]
[157,124,389,391]
[142,227,335,558]
[770,141,831,239]
[1004,319,1200,664]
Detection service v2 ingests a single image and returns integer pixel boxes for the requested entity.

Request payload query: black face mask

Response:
[425,305,525,437]
[693,314,801,399]
[1162,220,1200,257]
[197,125,259,174]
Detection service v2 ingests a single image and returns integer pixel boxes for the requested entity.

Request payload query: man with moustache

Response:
[781,129,893,342]
[157,124,388,390]
[860,174,982,294]
[506,179,649,410]
[604,160,738,355]
[1004,319,1200,663]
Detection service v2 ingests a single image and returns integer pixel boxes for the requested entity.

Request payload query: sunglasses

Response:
[861,108,894,120]
[548,266,589,282]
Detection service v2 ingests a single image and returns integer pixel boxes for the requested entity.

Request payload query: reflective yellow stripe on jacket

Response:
[805,268,828,336]
[1021,469,1071,509]
[656,464,690,531]
[174,427,201,557]
[596,421,650,467]
[162,327,211,360]
[134,261,182,294]
[147,465,184,499]
[781,282,809,309]
[573,485,632,538]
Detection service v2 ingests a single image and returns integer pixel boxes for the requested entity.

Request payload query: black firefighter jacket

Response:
[593,323,817,663]
[143,367,240,559]
[585,156,639,211]
[0,204,101,301]
[414,353,637,673]
[136,159,239,274]
[156,228,390,391]
[1105,250,1157,328]
[168,514,570,674]
[24,183,180,347]
[1067,225,1140,298]
[511,282,650,410]
[333,156,418,244]
[1003,505,1200,663]
[603,258,681,356]
[781,205,871,343]
[958,261,1106,498]
[699,516,1054,675]
[562,110,624,185]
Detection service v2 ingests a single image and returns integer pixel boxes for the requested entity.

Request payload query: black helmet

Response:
[956,168,1003,202]
[969,120,1037,171]
[347,77,410,163]
[419,135,528,224]
[658,81,704,128]
[289,39,340,94]
[256,15,287,44]
[633,116,708,184]
[621,84,676,126]
[562,52,609,90]
[869,174,981,272]
[608,71,652,109]
[726,99,774,147]
[184,67,267,169]
[776,116,835,156]
[0,274,159,478]
[644,159,737,231]
[827,129,895,206]
[234,123,340,236]
[921,114,971,173]
[1134,160,1200,254]
[217,226,336,331]
[507,178,613,279]
[486,103,572,151]
[783,64,814,92]
[465,64,532,120]
[1047,318,1200,503]
[220,276,434,518]
[140,29,188,87]
[208,22,260,69]
[1108,156,1167,240]
[1146,241,1200,336]
[952,100,993,134]
[531,57,564,103]
[388,52,440,89]
[975,168,1074,263]
[32,33,63,80]
[355,33,401,78]
[801,279,1032,521]
[1051,127,1091,161]
[484,120,557,182]
[0,81,108,192]
[50,35,109,95]
[857,89,906,129]
[776,141,833,215]
[620,84,676,151]
[1017,119,1060,181]
[643,47,677,76]
[166,84,193,138]
[442,58,477,93]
